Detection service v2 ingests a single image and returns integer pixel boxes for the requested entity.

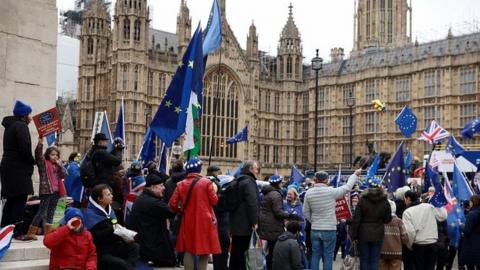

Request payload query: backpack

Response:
[218,175,246,212]
[80,150,96,188]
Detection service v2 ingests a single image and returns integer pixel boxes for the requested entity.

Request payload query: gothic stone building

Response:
[77,0,480,177]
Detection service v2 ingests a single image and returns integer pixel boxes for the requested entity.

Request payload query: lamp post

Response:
[346,91,355,168]
[311,49,323,172]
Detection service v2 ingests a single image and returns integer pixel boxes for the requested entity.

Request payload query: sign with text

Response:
[33,107,62,137]
[335,196,351,220]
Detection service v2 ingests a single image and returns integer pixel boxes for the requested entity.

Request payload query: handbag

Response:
[171,177,201,235]
[340,241,360,270]
[246,230,265,270]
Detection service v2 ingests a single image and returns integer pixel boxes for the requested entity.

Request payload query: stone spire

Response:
[177,0,192,57]
[277,3,303,82]
[247,20,258,62]
[280,3,300,39]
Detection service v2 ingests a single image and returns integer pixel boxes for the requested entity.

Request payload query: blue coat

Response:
[284,200,305,242]
[65,161,83,202]
[461,207,480,265]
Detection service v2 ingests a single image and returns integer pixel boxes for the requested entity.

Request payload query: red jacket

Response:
[43,225,97,270]
[169,173,221,255]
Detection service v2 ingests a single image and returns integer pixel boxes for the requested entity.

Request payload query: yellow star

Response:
[165,100,172,108]
[178,61,183,68]
[174,106,182,114]
[188,60,194,68]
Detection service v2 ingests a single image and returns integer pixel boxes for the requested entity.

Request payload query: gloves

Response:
[113,137,125,149]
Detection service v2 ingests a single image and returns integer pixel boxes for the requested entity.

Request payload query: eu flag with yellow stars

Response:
[395,106,417,138]
[383,142,406,192]
[150,25,203,147]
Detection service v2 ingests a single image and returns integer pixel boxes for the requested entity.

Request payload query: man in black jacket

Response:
[127,171,176,267]
[229,160,260,270]
[164,159,186,204]
[0,100,35,238]
[86,133,123,189]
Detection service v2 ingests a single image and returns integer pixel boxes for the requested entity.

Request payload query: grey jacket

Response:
[272,231,303,270]
[303,174,358,230]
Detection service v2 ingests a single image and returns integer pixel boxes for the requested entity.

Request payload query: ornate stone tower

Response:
[276,3,303,82]
[354,0,411,51]
[246,21,259,64]
[77,0,111,152]
[111,0,150,158]
[176,0,191,58]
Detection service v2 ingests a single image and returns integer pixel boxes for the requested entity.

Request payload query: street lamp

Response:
[346,91,355,168]
[311,49,323,172]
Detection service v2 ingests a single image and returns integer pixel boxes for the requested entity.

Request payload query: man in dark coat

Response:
[229,160,260,270]
[163,159,186,204]
[127,171,176,267]
[0,100,35,237]
[86,133,123,189]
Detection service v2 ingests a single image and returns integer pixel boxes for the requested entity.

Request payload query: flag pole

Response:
[207,40,223,166]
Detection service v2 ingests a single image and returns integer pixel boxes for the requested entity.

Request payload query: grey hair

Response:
[242,160,258,173]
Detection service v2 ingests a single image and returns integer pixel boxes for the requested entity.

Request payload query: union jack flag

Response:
[418,120,450,144]
[0,225,15,260]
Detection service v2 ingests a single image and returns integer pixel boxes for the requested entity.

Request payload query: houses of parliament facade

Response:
[76,0,480,176]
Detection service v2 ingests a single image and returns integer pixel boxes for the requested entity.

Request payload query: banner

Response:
[32,107,62,137]
[335,196,351,220]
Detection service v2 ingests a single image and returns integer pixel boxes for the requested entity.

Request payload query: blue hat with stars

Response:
[366,177,382,188]
[185,158,202,174]
[269,175,282,184]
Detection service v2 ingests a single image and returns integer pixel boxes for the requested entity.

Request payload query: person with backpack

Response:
[229,160,261,270]
[81,133,123,190]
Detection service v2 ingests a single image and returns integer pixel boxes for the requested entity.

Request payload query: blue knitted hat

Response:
[269,175,282,184]
[367,177,382,188]
[13,100,32,117]
[185,158,202,173]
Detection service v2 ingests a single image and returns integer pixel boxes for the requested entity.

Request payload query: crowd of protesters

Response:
[1,100,480,270]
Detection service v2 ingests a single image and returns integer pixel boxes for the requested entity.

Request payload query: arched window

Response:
[123,19,130,40]
[134,20,141,41]
[134,66,139,91]
[201,69,240,158]
[87,38,93,55]
[122,65,128,90]
[286,56,293,74]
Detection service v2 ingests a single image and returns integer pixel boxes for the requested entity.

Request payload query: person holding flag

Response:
[460,195,480,270]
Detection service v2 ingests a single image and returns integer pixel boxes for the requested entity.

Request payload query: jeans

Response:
[358,240,383,270]
[311,230,336,270]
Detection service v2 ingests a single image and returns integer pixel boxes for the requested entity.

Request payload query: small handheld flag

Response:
[461,117,480,139]
[395,106,417,138]
[383,142,406,192]
[227,126,248,144]
[418,120,450,144]
[445,135,465,157]
[290,165,304,185]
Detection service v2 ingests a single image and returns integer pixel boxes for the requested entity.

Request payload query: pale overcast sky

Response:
[57,0,480,62]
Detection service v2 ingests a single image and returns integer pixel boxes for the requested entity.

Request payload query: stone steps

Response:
[0,236,49,270]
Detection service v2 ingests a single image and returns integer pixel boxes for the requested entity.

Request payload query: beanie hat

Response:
[315,171,329,181]
[62,207,84,226]
[185,158,202,174]
[269,175,282,184]
[366,176,382,188]
[13,100,32,117]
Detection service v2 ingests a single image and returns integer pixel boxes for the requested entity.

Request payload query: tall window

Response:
[395,77,411,101]
[302,146,308,165]
[264,120,270,137]
[287,56,292,75]
[201,70,239,158]
[379,0,385,42]
[122,65,128,90]
[423,106,440,127]
[273,146,279,164]
[365,80,378,103]
[274,93,280,113]
[158,73,166,96]
[273,121,280,138]
[133,66,139,91]
[134,20,141,41]
[86,78,92,101]
[87,38,93,55]
[303,121,308,139]
[366,0,371,38]
[132,101,138,122]
[123,19,130,40]
[303,93,309,114]
[286,93,291,113]
[265,91,271,112]
[258,91,263,110]
[147,71,153,95]
[318,88,326,109]
[424,70,441,97]
[387,0,393,43]
[318,118,326,136]
[460,67,477,94]
[365,112,378,133]
[342,145,351,165]
[343,116,352,136]
[264,145,270,163]
[130,135,137,160]
[285,146,290,164]
[343,85,354,107]
[460,104,477,127]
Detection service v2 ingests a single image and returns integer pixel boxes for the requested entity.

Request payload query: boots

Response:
[25,225,39,241]
[43,223,53,235]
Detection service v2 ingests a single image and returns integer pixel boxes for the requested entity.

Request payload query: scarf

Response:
[46,160,67,197]
[85,196,117,230]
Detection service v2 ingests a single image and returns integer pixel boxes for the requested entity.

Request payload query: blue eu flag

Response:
[114,98,125,141]
[395,106,417,138]
[445,135,465,157]
[150,25,204,146]
[461,117,480,139]
[226,126,248,144]
[452,163,474,201]
[290,165,305,185]
[429,166,447,207]
[203,0,222,56]
[383,142,406,192]
[139,128,156,163]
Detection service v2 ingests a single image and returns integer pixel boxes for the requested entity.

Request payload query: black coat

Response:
[89,218,128,256]
[163,171,186,204]
[272,231,303,270]
[229,172,259,236]
[258,185,289,241]
[352,187,392,242]
[461,207,480,266]
[127,188,176,266]
[0,116,35,198]
[90,146,122,188]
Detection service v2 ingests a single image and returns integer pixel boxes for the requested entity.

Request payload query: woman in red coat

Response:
[169,158,221,270]
[44,207,97,270]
